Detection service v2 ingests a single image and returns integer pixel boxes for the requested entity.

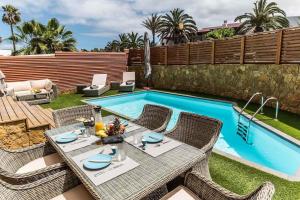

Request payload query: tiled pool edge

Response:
[83,90,300,181]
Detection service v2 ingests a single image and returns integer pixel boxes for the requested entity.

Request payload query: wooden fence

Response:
[128,28,300,65]
[0,52,127,91]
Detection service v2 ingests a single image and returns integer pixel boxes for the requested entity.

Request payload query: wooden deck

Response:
[0,96,55,129]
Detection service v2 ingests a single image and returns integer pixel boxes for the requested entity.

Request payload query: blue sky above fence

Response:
[0,0,299,50]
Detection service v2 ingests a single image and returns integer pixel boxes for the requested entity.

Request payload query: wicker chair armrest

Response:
[0,142,65,184]
[201,135,219,154]
[185,171,274,200]
[0,169,80,200]
[5,87,15,97]
[5,142,56,158]
[51,83,58,99]
[1,162,67,185]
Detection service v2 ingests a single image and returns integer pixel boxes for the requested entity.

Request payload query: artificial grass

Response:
[210,153,300,200]
[43,89,300,200]
[42,90,120,110]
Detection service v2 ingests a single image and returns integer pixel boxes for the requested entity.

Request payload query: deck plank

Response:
[35,106,55,128]
[17,101,41,128]
[6,96,27,120]
[21,102,49,128]
[0,98,10,122]
[2,96,18,121]
[0,96,55,129]
[16,102,35,128]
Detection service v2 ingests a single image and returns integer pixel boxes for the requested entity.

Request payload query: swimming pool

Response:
[85,90,300,179]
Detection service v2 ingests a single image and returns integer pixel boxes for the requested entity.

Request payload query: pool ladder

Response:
[237,93,279,144]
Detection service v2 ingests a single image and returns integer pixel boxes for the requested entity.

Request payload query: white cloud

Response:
[1,0,299,41]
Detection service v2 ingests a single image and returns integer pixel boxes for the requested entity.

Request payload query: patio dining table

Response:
[45,115,205,200]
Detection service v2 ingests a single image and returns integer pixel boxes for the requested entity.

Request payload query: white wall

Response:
[0,50,12,56]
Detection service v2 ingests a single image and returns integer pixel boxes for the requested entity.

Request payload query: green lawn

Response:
[43,90,300,200]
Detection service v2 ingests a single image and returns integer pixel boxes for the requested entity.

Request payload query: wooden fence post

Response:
[211,41,215,64]
[165,46,168,66]
[275,30,283,64]
[240,36,245,64]
[187,43,190,65]
[124,49,130,66]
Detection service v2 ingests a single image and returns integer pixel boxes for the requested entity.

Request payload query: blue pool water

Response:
[86,91,300,176]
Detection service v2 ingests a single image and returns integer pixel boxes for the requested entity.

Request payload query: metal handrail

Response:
[249,97,279,121]
[237,94,279,144]
[239,92,263,115]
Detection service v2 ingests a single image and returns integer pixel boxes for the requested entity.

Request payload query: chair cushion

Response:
[123,72,135,82]
[51,185,94,200]
[120,82,135,87]
[6,81,32,92]
[16,153,63,174]
[15,90,33,97]
[31,79,52,91]
[92,74,107,86]
[83,85,105,91]
[160,186,201,200]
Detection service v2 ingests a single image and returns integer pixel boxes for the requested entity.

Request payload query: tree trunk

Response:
[152,31,155,46]
[10,24,16,55]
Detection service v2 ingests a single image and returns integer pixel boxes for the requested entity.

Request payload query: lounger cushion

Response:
[51,185,94,200]
[31,79,52,91]
[122,72,135,82]
[14,90,33,97]
[6,81,32,92]
[120,82,135,86]
[83,85,105,91]
[160,186,201,200]
[16,153,63,174]
[92,74,107,86]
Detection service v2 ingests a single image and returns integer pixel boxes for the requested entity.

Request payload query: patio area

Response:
[41,90,300,200]
[1,1,300,198]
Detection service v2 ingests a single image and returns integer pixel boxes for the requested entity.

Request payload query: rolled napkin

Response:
[102,135,124,144]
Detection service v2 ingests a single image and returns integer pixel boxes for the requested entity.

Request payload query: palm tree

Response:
[127,32,144,48]
[117,33,129,51]
[14,18,76,55]
[2,5,21,55]
[235,0,289,33]
[105,40,120,52]
[142,13,162,46]
[15,20,46,54]
[43,18,76,52]
[159,8,197,44]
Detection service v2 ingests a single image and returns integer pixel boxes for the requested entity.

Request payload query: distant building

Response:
[197,20,241,40]
[0,50,12,56]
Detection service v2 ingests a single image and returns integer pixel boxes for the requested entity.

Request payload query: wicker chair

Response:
[0,142,66,185]
[53,105,95,128]
[161,171,275,200]
[0,168,81,200]
[164,112,222,179]
[131,104,173,133]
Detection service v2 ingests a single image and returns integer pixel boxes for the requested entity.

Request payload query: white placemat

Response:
[125,131,182,157]
[71,146,139,186]
[51,130,101,152]
[125,122,142,133]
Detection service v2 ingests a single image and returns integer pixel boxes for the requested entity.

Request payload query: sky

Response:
[0,0,299,50]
